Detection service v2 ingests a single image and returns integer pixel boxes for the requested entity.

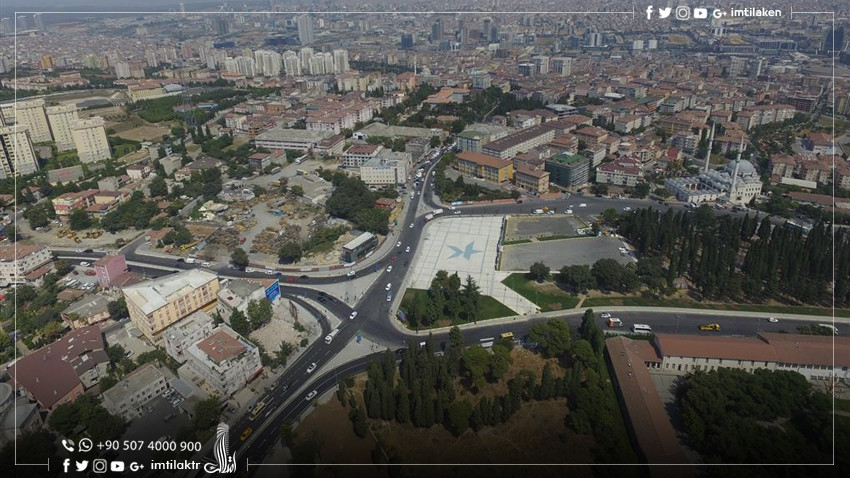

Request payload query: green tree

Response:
[149,176,168,197]
[229,309,250,336]
[107,297,128,319]
[528,319,571,358]
[446,400,473,435]
[289,185,304,196]
[69,209,92,230]
[633,182,651,198]
[528,261,550,283]
[462,345,491,389]
[489,344,512,381]
[247,299,273,329]
[231,248,249,269]
[192,396,221,431]
[278,241,303,263]
[279,421,297,446]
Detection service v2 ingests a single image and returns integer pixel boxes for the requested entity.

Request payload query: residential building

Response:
[482,125,556,159]
[423,88,470,106]
[343,144,384,168]
[0,245,52,286]
[52,189,99,216]
[0,382,44,444]
[7,326,109,410]
[456,151,514,183]
[183,325,262,397]
[216,280,266,317]
[122,269,220,341]
[162,311,216,364]
[254,127,334,152]
[0,125,39,178]
[596,157,644,187]
[297,14,315,45]
[61,294,111,329]
[94,254,129,288]
[13,99,52,143]
[361,156,408,185]
[514,166,550,195]
[545,153,590,188]
[72,117,111,163]
[45,104,79,151]
[101,363,169,420]
[456,123,513,153]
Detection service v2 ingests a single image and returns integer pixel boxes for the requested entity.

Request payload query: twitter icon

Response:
[659,7,672,18]
[76,460,89,472]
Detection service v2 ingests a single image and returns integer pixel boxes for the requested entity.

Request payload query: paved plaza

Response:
[405,216,538,315]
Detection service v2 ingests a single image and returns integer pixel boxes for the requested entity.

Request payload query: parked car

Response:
[349,311,358,320]
[305,390,317,401]
[405,246,411,253]
[385,283,392,291]
[307,362,317,373]
[80,261,90,267]
[768,317,779,323]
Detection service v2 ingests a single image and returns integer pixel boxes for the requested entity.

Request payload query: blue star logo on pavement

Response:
[448,242,483,261]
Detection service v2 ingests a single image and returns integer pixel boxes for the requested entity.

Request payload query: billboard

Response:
[265,280,281,302]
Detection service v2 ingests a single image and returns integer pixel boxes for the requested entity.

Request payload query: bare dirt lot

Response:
[292,348,595,478]
[504,215,586,241]
[114,124,171,142]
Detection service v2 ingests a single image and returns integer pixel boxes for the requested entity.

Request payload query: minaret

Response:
[729,137,744,202]
[703,123,715,173]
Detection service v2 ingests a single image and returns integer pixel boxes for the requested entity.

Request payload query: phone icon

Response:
[61,439,75,452]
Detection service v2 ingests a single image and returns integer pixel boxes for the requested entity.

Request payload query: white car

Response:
[453,210,461,215]
[202,261,211,268]
[80,261,90,267]
[306,362,317,373]
[623,207,632,212]
[565,209,573,214]
[385,283,392,291]
[264,269,274,275]
[246,267,255,273]
[349,311,358,320]
[386,265,393,272]
[768,317,779,323]
[579,203,587,208]
[305,390,317,401]
[600,312,611,319]
[409,223,414,229]
[405,246,411,253]
[396,241,402,248]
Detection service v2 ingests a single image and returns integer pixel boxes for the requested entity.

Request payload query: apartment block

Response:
[182,325,262,397]
[342,144,384,168]
[0,125,39,178]
[101,363,169,420]
[52,189,99,216]
[514,166,550,194]
[482,125,555,159]
[13,98,52,143]
[122,269,220,341]
[545,153,590,188]
[72,117,111,163]
[457,151,514,183]
[360,156,408,185]
[0,244,53,286]
[46,104,79,151]
[596,157,644,187]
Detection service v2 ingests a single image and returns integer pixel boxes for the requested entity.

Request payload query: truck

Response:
[606,318,623,328]
[432,209,444,216]
[324,328,340,344]
[533,209,544,214]
[186,257,197,264]
[425,213,435,222]
[269,180,281,187]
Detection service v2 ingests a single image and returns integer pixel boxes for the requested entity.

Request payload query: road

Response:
[48,143,838,473]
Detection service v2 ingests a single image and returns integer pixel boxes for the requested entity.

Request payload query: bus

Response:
[479,337,495,349]
[249,401,266,421]
[631,324,652,334]
[817,324,839,335]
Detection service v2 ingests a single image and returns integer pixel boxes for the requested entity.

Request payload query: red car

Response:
[285,277,295,283]
[85,270,96,276]
[390,257,396,263]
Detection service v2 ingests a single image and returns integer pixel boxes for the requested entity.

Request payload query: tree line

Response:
[401,270,482,328]
[617,207,846,305]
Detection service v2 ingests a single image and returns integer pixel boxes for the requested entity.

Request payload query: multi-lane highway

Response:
[50,145,832,473]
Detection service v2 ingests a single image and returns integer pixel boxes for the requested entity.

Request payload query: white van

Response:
[324,328,340,344]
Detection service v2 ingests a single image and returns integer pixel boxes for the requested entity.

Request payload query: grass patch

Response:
[501,273,580,312]
[400,289,517,329]
[582,296,846,318]
[537,234,579,241]
[502,239,532,246]
[43,151,81,170]
[836,399,850,414]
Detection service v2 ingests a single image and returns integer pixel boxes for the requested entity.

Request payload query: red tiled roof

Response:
[457,151,512,170]
[197,329,246,364]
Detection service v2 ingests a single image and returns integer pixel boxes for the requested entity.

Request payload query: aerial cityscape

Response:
[0,0,848,476]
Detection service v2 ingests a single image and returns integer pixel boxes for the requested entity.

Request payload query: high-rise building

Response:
[585,32,603,48]
[401,33,414,49]
[483,18,492,39]
[254,50,282,76]
[14,99,52,143]
[46,104,79,152]
[728,56,748,78]
[122,269,220,341]
[552,57,572,76]
[145,50,159,68]
[297,14,314,45]
[490,25,500,43]
[431,19,443,42]
[824,26,845,54]
[0,18,12,35]
[40,55,55,70]
[179,2,186,15]
[16,15,29,31]
[282,50,301,76]
[114,61,131,78]
[0,125,39,179]
[333,49,349,74]
[71,117,111,163]
[214,17,229,36]
[33,13,46,32]
[532,55,550,75]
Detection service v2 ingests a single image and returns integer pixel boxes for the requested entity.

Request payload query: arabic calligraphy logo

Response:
[204,422,237,474]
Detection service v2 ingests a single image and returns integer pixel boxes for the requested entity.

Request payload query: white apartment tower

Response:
[46,104,80,152]
[14,99,52,143]
[297,14,315,45]
[333,49,350,74]
[0,125,39,179]
[72,117,111,163]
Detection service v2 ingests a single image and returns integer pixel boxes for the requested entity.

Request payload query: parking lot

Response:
[504,215,587,241]
[104,321,156,358]
[60,263,101,291]
[500,236,634,271]
[122,390,191,444]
